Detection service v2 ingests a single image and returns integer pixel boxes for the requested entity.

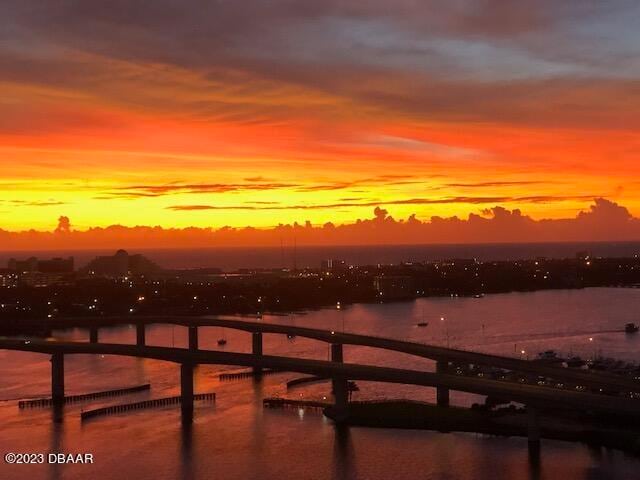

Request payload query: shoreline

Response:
[0,284,636,337]
[323,401,640,454]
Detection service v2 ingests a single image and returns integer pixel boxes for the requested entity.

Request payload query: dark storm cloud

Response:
[2,0,639,129]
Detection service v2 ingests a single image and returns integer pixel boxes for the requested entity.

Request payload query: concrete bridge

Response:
[78,315,640,394]
[0,318,640,448]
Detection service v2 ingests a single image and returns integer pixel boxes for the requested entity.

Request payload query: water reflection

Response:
[528,442,541,480]
[2,288,640,480]
[332,425,356,480]
[49,411,64,480]
[180,422,194,480]
[51,402,64,424]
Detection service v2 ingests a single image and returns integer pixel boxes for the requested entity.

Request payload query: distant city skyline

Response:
[1,1,640,233]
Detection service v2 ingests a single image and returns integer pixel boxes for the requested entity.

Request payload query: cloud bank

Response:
[1,198,639,251]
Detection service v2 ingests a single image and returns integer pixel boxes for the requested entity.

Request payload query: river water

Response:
[2,287,640,480]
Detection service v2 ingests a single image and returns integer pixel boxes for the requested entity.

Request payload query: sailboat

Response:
[287,314,297,340]
[217,327,228,346]
[416,306,429,327]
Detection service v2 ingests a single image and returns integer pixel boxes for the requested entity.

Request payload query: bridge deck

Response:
[66,315,640,391]
[2,337,639,417]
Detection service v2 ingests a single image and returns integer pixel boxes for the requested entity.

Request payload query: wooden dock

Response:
[18,383,151,408]
[219,369,279,381]
[263,397,330,411]
[80,392,216,420]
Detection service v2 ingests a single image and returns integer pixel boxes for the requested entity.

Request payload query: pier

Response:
[18,383,151,408]
[219,368,279,381]
[263,397,329,412]
[81,392,215,421]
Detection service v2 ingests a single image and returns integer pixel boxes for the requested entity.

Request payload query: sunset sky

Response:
[1,1,640,234]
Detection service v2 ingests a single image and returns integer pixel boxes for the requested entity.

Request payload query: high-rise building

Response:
[320,259,347,272]
[84,250,160,278]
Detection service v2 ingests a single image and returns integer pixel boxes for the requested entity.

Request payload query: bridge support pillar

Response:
[527,407,541,453]
[51,353,65,406]
[436,361,450,408]
[181,363,194,424]
[330,343,348,421]
[136,323,146,346]
[331,343,343,363]
[332,376,349,422]
[89,327,99,343]
[188,326,198,351]
[252,332,263,377]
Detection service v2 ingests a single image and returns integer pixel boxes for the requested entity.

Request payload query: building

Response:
[373,275,417,300]
[8,256,74,273]
[8,257,38,273]
[7,256,75,287]
[38,257,75,273]
[0,269,18,288]
[576,251,591,261]
[84,250,160,278]
[321,259,347,273]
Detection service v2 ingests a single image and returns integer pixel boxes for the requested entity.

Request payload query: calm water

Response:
[2,241,640,270]
[2,288,640,480]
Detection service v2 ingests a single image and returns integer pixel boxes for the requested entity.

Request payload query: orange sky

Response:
[1,1,639,236]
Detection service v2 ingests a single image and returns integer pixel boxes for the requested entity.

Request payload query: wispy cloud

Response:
[295,175,428,193]
[104,182,300,198]
[167,194,599,211]
[444,181,555,188]
[1,200,67,207]
[99,176,429,199]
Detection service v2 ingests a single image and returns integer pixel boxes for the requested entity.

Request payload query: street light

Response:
[441,316,449,348]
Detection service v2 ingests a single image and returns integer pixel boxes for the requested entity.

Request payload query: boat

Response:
[217,326,228,346]
[566,356,586,368]
[625,323,639,334]
[537,350,558,360]
[416,307,428,327]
